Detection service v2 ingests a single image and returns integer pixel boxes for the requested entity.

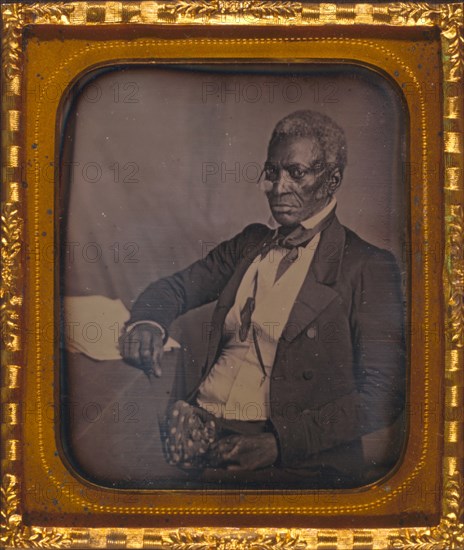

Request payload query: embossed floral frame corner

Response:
[1,1,463,548]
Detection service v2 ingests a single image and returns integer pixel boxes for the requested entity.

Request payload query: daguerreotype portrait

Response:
[61,65,407,491]
[1,1,462,548]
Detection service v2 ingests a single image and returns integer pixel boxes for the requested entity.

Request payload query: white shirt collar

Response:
[266,197,337,230]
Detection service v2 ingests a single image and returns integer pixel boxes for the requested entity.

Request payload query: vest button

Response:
[306,327,317,339]
[302,370,313,380]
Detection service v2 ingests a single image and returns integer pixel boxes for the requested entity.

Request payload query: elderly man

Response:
[121,109,405,488]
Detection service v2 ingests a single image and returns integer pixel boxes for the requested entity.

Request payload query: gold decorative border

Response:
[27,35,431,518]
[1,2,463,548]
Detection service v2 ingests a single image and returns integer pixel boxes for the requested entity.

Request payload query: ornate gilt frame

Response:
[1,1,463,548]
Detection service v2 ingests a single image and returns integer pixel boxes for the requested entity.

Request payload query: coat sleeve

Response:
[276,249,406,467]
[127,224,267,336]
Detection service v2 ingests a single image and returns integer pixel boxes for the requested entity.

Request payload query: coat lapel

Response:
[204,227,273,368]
[281,216,346,343]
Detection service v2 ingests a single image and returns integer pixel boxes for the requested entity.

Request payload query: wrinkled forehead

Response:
[266,135,324,163]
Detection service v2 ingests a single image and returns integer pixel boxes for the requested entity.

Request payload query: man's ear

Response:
[327,167,342,195]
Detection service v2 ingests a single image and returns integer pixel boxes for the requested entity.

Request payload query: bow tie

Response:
[264,208,336,255]
[274,224,316,249]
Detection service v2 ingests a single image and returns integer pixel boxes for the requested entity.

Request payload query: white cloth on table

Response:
[63,295,179,361]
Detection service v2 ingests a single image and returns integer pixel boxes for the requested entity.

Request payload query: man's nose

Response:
[272,170,291,193]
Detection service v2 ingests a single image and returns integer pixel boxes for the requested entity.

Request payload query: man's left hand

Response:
[216,433,278,470]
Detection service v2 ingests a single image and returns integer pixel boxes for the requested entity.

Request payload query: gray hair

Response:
[269,110,348,173]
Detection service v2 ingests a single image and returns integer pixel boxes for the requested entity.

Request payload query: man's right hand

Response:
[119,323,164,377]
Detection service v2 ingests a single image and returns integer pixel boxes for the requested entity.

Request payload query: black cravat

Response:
[271,209,336,282]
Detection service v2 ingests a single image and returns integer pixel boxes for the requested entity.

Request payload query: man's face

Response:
[264,136,340,226]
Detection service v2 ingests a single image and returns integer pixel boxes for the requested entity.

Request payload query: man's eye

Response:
[287,166,306,180]
[264,167,278,180]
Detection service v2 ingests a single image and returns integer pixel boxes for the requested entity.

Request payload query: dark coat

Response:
[129,216,406,479]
